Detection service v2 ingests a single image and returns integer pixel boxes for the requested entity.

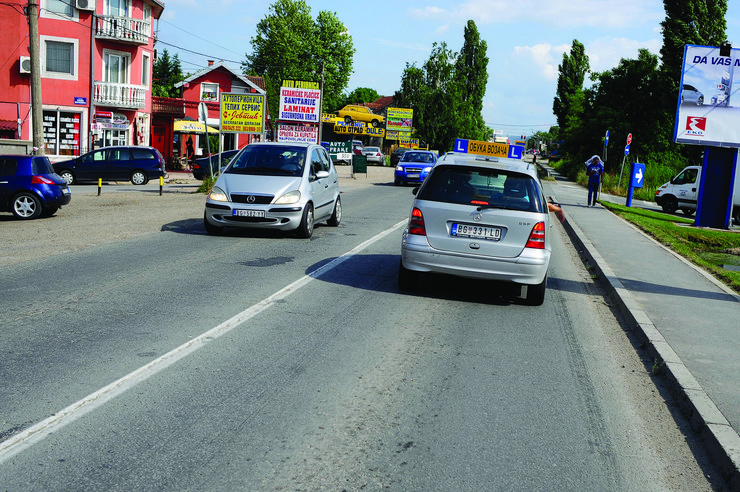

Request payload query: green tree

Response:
[393,20,488,151]
[342,87,382,107]
[152,49,184,98]
[553,40,589,133]
[659,0,728,86]
[242,0,355,121]
[454,20,489,142]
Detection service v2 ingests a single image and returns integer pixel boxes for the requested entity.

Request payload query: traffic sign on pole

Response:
[626,133,632,145]
[605,130,609,146]
[625,144,630,156]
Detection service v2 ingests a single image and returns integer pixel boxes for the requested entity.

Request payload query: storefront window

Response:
[43,110,80,156]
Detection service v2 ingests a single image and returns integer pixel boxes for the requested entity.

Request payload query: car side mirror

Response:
[314,170,330,180]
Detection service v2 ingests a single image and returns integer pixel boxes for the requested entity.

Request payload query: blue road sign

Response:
[630,162,645,188]
[624,144,630,156]
[605,130,609,146]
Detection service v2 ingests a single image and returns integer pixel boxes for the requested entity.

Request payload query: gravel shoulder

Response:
[0,166,394,268]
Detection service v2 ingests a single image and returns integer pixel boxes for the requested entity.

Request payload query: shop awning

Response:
[0,120,19,131]
[173,120,219,134]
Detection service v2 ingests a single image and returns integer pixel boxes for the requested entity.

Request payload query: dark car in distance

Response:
[192,149,242,180]
[0,155,71,219]
[390,147,408,166]
[53,146,167,185]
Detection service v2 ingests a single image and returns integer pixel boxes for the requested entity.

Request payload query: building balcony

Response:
[152,97,185,117]
[95,15,151,45]
[94,81,146,109]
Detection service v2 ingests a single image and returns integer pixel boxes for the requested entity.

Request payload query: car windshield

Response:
[365,147,379,152]
[226,145,306,177]
[419,165,545,213]
[402,152,434,163]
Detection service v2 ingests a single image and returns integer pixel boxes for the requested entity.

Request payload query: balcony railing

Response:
[152,97,185,116]
[95,15,151,45]
[94,81,146,109]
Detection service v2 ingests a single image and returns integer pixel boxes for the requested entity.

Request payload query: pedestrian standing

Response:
[585,155,604,207]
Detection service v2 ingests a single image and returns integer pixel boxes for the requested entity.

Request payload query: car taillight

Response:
[525,222,546,249]
[408,207,426,236]
[32,175,55,185]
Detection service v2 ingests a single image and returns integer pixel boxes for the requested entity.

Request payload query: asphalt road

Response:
[0,177,722,490]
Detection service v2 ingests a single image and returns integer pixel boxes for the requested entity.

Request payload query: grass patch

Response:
[600,200,740,293]
[197,175,217,194]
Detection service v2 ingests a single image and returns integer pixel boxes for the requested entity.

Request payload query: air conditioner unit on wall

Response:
[76,0,95,11]
[19,56,31,74]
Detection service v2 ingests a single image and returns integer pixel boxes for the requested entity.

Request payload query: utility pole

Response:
[317,60,325,143]
[27,0,44,155]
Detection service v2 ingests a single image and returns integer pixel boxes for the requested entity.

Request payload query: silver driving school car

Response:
[204,142,341,238]
[398,139,552,305]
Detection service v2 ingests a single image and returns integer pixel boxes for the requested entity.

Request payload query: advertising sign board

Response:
[279,80,321,124]
[386,107,413,133]
[277,124,318,143]
[326,141,352,162]
[220,93,265,134]
[674,44,740,147]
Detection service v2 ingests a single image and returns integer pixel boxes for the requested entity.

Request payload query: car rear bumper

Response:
[401,233,550,285]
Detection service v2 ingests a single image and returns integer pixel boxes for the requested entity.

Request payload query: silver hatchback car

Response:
[204,142,341,238]
[399,152,552,305]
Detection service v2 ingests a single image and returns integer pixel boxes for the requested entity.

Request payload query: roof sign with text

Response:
[279,80,321,124]
[220,93,265,134]
[673,44,740,147]
[454,138,524,160]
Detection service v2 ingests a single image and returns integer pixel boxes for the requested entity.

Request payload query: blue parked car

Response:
[0,154,71,220]
[192,149,242,180]
[394,150,437,186]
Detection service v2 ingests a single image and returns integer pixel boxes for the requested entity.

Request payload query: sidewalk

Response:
[542,174,740,489]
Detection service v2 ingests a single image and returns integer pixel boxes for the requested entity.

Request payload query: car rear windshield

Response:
[419,165,545,213]
[32,156,55,175]
[226,145,306,177]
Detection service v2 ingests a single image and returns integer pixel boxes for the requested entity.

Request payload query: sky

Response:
[155,0,740,141]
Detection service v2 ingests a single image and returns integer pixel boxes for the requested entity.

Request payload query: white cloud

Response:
[512,43,570,80]
[405,0,663,29]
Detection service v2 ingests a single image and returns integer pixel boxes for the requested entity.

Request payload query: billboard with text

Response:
[673,44,740,147]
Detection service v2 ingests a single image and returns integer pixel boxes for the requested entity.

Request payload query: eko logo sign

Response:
[685,116,707,136]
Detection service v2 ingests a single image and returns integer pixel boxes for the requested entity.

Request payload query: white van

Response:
[655,165,740,224]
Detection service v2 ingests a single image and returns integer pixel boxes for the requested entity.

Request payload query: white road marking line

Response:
[0,219,407,464]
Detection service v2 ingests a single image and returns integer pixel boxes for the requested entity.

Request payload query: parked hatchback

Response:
[398,151,552,305]
[0,155,71,220]
[204,142,341,238]
[363,146,385,165]
[192,149,242,180]
[53,146,167,185]
[394,150,437,185]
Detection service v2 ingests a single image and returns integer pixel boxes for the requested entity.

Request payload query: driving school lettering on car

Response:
[454,138,525,160]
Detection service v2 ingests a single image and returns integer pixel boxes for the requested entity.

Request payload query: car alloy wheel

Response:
[131,170,148,185]
[12,192,42,220]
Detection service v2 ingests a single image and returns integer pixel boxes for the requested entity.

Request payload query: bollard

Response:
[160,176,163,196]
[98,178,102,196]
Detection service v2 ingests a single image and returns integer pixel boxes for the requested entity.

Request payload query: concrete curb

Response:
[558,203,740,490]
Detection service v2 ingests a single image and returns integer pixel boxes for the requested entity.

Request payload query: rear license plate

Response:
[407,173,420,179]
[62,188,70,195]
[233,209,265,217]
[451,223,501,240]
